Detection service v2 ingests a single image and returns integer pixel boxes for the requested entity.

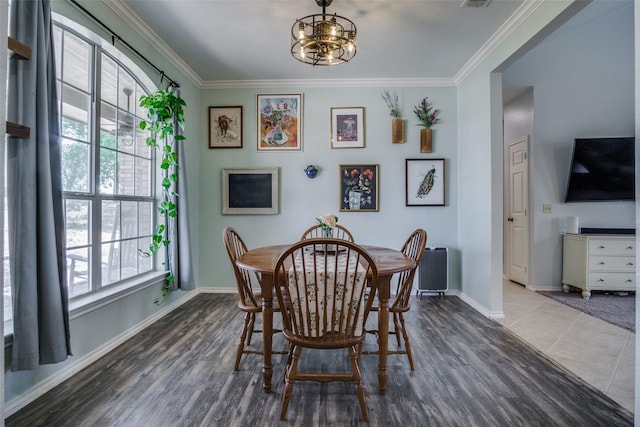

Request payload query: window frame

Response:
[55,16,163,299]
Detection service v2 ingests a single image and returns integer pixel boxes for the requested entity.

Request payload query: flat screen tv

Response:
[564,137,635,202]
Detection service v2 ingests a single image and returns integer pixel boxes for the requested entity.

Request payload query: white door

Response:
[507,136,529,285]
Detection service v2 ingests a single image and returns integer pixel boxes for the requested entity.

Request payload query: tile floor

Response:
[498,280,635,414]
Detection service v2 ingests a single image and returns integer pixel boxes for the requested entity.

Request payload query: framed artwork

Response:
[256,94,302,151]
[222,167,279,214]
[331,107,365,148]
[339,164,379,212]
[405,158,445,206]
[209,106,242,148]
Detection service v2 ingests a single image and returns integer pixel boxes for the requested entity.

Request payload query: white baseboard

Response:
[199,286,236,294]
[457,291,505,319]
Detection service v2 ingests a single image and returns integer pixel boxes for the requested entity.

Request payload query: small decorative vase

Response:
[323,227,333,238]
[392,118,405,143]
[304,165,318,179]
[420,128,433,153]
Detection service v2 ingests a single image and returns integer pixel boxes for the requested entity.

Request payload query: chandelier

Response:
[291,0,357,66]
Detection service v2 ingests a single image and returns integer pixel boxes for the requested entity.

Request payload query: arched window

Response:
[54,16,158,300]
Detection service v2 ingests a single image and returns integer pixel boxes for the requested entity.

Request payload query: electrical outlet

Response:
[543,204,552,213]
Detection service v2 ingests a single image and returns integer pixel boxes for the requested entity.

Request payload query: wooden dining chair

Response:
[273,238,378,422]
[222,227,284,371]
[361,228,427,371]
[299,224,355,241]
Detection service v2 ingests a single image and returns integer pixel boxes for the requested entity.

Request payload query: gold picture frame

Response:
[339,164,379,212]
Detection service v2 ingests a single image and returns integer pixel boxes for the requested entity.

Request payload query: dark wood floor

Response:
[6,293,633,426]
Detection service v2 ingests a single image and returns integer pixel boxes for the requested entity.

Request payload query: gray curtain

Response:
[171,88,195,291]
[7,0,72,370]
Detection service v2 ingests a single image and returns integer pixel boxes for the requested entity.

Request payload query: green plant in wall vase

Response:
[413,97,440,153]
[138,86,186,304]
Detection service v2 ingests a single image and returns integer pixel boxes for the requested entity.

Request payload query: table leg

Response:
[261,274,274,393]
[377,275,390,395]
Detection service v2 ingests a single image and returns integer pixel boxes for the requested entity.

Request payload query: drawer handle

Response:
[627,246,634,250]
[626,279,633,283]
[597,279,604,282]
[598,262,606,265]
[628,263,634,266]
[598,245,605,249]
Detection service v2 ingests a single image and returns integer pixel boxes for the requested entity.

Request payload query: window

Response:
[55,23,157,299]
[3,17,160,326]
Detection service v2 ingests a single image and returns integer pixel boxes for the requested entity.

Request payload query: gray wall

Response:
[199,86,460,292]
[456,0,580,313]
[502,2,635,288]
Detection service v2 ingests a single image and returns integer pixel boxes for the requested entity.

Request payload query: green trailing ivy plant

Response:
[138,86,186,304]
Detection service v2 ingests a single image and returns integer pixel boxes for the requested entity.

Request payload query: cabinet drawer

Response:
[588,239,635,255]
[589,256,635,271]
[587,272,635,289]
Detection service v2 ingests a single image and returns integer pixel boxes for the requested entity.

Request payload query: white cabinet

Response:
[561,234,635,299]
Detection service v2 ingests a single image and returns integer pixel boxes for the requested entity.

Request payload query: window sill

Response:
[68,271,168,319]
[4,271,168,346]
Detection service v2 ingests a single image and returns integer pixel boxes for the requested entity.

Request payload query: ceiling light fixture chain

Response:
[291,0,357,66]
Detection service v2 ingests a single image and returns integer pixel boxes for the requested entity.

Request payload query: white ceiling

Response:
[109,0,528,86]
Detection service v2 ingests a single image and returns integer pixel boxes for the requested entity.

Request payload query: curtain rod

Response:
[68,0,180,89]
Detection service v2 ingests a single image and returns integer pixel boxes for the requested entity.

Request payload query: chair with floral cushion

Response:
[273,238,378,422]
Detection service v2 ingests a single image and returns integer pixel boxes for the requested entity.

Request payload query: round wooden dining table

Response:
[236,243,415,395]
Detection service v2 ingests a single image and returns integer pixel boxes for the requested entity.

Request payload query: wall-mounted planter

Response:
[420,128,433,153]
[391,118,405,143]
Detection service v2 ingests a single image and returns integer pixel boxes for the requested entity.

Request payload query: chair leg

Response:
[349,345,369,422]
[398,313,415,371]
[246,312,256,346]
[393,312,402,347]
[280,345,300,421]
[234,312,251,371]
[283,342,294,384]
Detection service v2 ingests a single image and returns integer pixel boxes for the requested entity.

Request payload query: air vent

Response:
[461,0,491,7]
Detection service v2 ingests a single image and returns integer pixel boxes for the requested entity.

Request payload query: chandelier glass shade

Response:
[291,0,356,66]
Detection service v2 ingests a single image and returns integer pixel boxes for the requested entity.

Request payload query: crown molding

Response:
[103,0,540,90]
[201,77,455,90]
[102,0,203,88]
[101,0,454,90]
[453,0,543,84]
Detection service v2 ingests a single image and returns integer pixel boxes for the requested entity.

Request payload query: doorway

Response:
[506,136,529,285]
[502,87,533,288]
